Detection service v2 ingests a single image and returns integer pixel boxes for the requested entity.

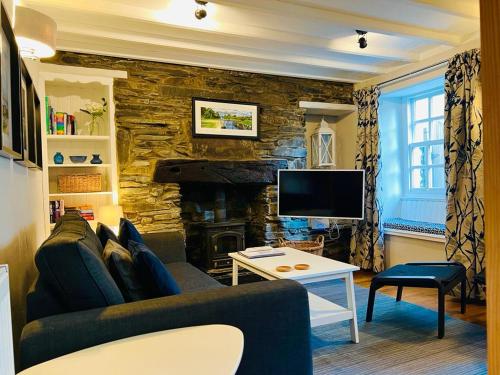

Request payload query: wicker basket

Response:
[278,235,325,256]
[58,174,102,193]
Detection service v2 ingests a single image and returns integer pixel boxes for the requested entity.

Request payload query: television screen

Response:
[278,170,365,220]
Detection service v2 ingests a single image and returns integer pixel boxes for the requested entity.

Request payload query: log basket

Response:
[278,235,325,256]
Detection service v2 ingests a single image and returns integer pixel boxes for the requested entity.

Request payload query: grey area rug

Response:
[307,280,486,375]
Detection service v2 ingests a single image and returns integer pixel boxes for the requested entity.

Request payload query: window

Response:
[406,91,445,194]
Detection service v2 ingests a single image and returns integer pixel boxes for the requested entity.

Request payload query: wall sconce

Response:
[311,118,336,168]
[195,0,208,20]
[14,6,57,60]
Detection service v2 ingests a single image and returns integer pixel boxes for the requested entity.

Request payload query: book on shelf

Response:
[49,200,65,224]
[45,97,77,135]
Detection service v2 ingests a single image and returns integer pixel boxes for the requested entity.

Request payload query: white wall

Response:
[0,1,46,364]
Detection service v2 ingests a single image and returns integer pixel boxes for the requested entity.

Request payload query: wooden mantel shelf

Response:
[299,101,355,116]
[153,159,288,185]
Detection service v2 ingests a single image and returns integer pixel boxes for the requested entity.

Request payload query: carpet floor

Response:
[307,280,487,375]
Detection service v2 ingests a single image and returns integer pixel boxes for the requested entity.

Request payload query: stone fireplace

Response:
[153,159,309,279]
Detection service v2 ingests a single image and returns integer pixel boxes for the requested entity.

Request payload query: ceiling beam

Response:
[56,32,373,83]
[57,24,387,74]
[210,0,462,45]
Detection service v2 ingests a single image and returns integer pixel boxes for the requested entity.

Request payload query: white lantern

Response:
[311,117,335,168]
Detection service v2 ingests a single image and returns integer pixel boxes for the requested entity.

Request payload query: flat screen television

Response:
[278,169,365,220]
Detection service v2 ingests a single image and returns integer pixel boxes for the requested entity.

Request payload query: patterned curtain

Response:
[444,49,485,300]
[350,86,384,272]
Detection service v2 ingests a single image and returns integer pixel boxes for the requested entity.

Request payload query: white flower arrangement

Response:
[81,98,107,117]
[80,98,108,135]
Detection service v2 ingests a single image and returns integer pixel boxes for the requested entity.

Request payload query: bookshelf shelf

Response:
[46,135,110,141]
[49,192,113,197]
[48,164,112,168]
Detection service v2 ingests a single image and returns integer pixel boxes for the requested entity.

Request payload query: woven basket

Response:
[58,174,102,193]
[278,235,325,256]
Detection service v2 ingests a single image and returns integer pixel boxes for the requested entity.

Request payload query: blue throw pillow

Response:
[128,240,181,297]
[118,218,144,249]
[96,222,119,249]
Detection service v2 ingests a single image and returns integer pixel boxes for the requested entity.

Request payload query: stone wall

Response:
[45,52,354,235]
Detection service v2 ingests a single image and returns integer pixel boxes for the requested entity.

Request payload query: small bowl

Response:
[69,155,87,163]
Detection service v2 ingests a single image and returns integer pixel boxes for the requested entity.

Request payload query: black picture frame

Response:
[15,61,37,168]
[0,4,22,159]
[192,97,259,140]
[34,88,43,170]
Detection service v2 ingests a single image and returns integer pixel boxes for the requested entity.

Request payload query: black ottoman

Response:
[366,262,467,338]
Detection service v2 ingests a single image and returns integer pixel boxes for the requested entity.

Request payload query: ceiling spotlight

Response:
[356,30,368,49]
[195,0,208,20]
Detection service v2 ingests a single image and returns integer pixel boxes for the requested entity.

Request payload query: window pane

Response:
[411,146,426,166]
[431,94,444,117]
[428,144,444,165]
[431,119,444,140]
[429,167,445,189]
[412,121,429,142]
[411,168,427,189]
[414,98,429,120]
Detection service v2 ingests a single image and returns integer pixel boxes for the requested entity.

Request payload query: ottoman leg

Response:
[366,284,377,322]
[461,278,467,314]
[396,286,403,302]
[438,288,445,339]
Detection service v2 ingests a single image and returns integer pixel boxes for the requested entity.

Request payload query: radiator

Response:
[0,265,15,375]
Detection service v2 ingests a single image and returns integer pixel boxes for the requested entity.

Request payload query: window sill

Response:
[384,228,445,243]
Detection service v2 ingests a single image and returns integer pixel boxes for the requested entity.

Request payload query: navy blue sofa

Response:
[20,215,312,374]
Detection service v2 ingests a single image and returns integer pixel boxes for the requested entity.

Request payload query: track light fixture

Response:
[356,30,368,49]
[195,0,208,20]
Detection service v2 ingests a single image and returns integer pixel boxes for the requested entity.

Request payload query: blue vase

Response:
[53,152,64,164]
[90,154,102,164]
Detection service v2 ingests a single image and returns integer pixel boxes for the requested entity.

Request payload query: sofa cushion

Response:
[103,240,148,302]
[129,241,181,298]
[35,214,124,312]
[118,218,144,249]
[167,262,224,293]
[96,223,119,249]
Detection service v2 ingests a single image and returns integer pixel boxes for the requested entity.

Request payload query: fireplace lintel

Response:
[153,159,288,185]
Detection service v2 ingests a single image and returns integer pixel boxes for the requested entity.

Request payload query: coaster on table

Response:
[294,263,310,270]
[276,265,292,272]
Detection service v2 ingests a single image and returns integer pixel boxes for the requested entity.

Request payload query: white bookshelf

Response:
[39,64,127,234]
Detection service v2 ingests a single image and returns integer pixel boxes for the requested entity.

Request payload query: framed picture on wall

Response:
[192,98,259,140]
[16,61,37,167]
[34,88,43,170]
[0,4,22,159]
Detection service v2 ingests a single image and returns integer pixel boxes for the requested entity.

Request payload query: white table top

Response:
[19,325,244,375]
[229,247,359,281]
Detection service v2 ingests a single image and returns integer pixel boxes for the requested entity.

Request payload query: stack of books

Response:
[45,97,77,135]
[64,205,95,221]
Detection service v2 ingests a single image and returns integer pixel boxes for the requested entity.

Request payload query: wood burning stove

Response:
[198,220,246,272]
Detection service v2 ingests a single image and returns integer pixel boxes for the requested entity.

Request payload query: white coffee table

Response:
[229,247,360,343]
[18,325,244,375]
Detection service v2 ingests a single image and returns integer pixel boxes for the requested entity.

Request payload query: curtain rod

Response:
[377,59,448,89]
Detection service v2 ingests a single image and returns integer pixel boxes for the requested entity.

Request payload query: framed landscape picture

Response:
[192,98,259,140]
[0,4,22,160]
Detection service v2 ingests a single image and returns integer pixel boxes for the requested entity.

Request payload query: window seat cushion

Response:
[383,218,445,236]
